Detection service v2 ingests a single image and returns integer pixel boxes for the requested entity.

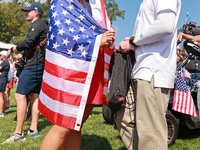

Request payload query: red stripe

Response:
[103,47,114,57]
[45,60,87,84]
[38,99,77,130]
[41,80,82,106]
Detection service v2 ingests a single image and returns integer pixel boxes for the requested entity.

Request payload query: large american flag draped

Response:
[172,72,198,117]
[38,0,114,131]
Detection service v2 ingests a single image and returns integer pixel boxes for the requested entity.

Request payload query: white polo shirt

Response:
[132,0,181,88]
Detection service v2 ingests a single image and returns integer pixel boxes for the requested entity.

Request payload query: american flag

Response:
[172,72,198,117]
[38,0,114,131]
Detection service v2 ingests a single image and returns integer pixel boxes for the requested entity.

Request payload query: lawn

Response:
[1,84,200,150]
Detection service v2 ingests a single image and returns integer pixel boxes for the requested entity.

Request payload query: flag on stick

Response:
[172,72,198,117]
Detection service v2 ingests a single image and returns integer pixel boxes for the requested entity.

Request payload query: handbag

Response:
[15,59,25,77]
[106,50,135,112]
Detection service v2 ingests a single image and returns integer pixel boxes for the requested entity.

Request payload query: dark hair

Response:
[78,0,87,9]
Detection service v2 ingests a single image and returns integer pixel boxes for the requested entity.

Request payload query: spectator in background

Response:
[2,3,48,143]
[4,59,15,110]
[0,51,10,117]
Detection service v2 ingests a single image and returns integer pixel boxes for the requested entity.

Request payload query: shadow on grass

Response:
[81,134,126,150]
[37,115,53,132]
[177,125,200,140]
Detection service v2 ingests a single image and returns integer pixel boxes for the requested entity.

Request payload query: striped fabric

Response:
[38,0,114,131]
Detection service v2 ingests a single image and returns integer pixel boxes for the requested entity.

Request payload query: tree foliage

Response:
[0,0,125,44]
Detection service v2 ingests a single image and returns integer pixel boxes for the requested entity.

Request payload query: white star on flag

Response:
[68,27,75,33]
[79,26,86,33]
[77,44,85,51]
[62,38,70,46]
[50,4,55,10]
[68,5,74,10]
[73,35,80,41]
[53,42,59,50]
[55,20,61,26]
[67,48,74,56]
[58,28,65,36]
[52,11,58,18]
[65,19,72,25]
[62,10,69,16]
[80,50,88,58]
[50,33,55,40]
[78,15,85,20]
[90,25,96,30]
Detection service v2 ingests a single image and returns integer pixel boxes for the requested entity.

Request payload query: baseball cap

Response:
[0,51,7,57]
[21,3,44,15]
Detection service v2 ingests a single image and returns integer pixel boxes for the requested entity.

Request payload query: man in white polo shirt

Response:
[115,0,181,150]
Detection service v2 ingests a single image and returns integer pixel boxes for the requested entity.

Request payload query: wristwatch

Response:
[10,47,14,53]
[129,36,138,47]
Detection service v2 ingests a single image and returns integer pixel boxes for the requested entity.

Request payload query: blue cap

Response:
[21,3,44,15]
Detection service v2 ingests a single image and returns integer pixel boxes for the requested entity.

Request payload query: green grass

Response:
[1,84,200,150]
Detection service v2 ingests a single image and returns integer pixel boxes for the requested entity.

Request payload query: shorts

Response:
[0,82,7,92]
[6,78,14,89]
[16,65,44,96]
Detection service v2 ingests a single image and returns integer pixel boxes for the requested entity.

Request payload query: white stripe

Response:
[177,92,183,112]
[43,70,84,95]
[182,93,186,113]
[74,34,102,131]
[104,70,109,80]
[186,93,190,114]
[39,91,79,118]
[104,53,111,64]
[174,91,178,110]
[46,49,90,73]
[103,86,108,95]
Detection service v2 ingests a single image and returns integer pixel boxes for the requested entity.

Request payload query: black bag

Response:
[15,59,25,77]
[185,58,200,73]
[106,50,135,112]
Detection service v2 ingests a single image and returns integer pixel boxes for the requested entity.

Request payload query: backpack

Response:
[7,66,14,83]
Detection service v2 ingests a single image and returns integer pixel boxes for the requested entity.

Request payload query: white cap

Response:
[0,51,7,57]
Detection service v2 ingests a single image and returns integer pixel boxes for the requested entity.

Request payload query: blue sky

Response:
[113,0,200,45]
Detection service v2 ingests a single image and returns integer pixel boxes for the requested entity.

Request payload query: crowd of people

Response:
[1,0,198,149]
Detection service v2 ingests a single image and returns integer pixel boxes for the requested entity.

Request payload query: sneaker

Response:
[24,129,39,137]
[0,112,6,117]
[5,106,11,110]
[2,132,26,144]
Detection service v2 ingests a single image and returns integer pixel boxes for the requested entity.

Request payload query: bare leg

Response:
[14,93,27,134]
[29,93,40,131]
[40,104,94,150]
[4,87,10,107]
[0,92,4,114]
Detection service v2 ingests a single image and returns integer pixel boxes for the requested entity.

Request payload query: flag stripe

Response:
[43,70,85,96]
[45,60,87,84]
[41,80,82,106]
[46,49,91,73]
[38,100,77,129]
[39,91,79,118]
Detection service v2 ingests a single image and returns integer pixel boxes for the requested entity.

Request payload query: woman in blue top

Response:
[0,51,10,117]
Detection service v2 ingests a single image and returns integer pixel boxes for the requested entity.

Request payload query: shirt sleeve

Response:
[134,11,176,46]
[153,0,177,14]
[16,20,42,51]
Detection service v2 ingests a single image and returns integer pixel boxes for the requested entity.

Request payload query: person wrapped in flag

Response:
[38,0,115,149]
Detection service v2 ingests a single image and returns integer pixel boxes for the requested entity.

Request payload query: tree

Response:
[104,0,125,24]
[0,0,27,44]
